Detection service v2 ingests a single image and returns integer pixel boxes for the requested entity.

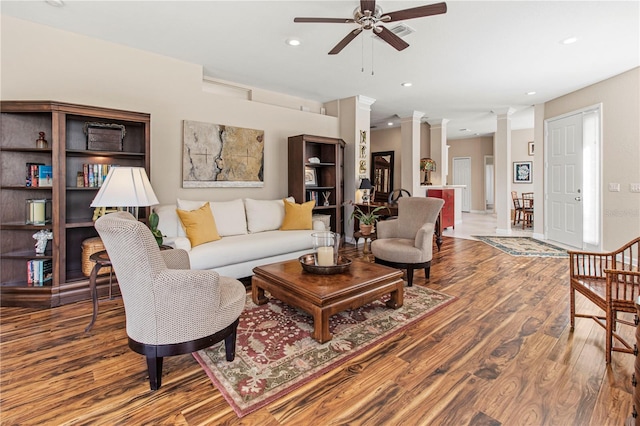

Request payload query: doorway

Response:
[484,155,494,211]
[545,105,601,249]
[452,157,471,212]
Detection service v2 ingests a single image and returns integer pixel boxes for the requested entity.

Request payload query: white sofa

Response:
[153,198,324,279]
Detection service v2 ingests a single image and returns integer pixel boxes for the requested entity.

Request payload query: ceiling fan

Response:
[294,0,447,55]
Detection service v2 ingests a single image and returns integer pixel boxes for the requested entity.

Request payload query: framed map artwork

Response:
[182,120,264,187]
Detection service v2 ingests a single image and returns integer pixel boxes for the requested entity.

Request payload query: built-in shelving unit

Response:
[287,134,345,235]
[0,101,150,307]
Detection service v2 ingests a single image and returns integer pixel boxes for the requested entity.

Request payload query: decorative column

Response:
[400,111,425,196]
[495,107,514,234]
[325,95,375,240]
[427,118,449,186]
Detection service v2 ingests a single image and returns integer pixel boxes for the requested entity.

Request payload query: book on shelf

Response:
[26,259,53,286]
[25,162,44,187]
[80,163,114,188]
[307,190,319,205]
[38,165,53,187]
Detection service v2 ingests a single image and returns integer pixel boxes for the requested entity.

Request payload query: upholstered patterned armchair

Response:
[371,197,445,286]
[94,212,246,390]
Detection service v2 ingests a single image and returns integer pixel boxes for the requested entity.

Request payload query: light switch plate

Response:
[608,183,620,192]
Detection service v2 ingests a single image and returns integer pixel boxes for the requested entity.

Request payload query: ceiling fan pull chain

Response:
[361,34,365,73]
[371,38,375,75]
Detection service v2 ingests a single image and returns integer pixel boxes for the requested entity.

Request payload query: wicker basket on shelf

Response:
[81,237,112,276]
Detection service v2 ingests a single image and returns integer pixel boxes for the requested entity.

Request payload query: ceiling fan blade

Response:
[329,28,363,55]
[294,17,355,23]
[374,26,410,51]
[360,0,376,14]
[384,2,447,22]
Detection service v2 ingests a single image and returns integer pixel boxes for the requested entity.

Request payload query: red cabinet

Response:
[427,189,454,229]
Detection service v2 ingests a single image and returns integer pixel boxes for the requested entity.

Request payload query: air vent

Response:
[373,23,415,42]
[389,23,415,38]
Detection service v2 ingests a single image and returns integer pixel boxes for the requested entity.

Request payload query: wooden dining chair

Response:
[569,237,640,363]
[521,192,534,229]
[511,191,523,226]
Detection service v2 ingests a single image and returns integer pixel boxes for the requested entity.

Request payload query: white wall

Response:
[544,67,640,250]
[510,128,535,195]
[1,16,339,204]
[447,136,494,211]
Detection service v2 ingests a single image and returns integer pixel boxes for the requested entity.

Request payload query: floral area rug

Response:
[193,285,456,417]
[473,236,569,257]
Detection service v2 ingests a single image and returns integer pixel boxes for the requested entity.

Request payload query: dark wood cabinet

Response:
[287,135,345,236]
[427,188,454,229]
[0,101,150,307]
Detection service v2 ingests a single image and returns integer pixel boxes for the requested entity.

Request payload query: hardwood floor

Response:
[1,237,635,425]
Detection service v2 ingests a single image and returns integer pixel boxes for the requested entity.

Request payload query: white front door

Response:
[546,114,583,247]
[453,157,471,212]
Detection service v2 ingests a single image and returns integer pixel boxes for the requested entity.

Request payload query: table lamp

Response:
[359,178,374,204]
[420,158,436,186]
[90,166,159,220]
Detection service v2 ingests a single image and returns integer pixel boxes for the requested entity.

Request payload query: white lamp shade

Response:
[90,167,159,208]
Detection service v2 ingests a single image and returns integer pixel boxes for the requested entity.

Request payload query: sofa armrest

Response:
[161,249,190,269]
[415,222,436,261]
[151,269,222,343]
[162,236,192,252]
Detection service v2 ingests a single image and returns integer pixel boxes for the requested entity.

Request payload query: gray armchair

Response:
[94,212,246,390]
[371,197,444,286]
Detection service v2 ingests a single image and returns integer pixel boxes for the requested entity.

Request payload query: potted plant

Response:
[348,203,389,236]
[148,211,164,247]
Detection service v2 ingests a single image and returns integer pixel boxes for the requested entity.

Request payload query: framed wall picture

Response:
[304,167,317,186]
[528,141,534,156]
[513,161,533,183]
[182,120,264,188]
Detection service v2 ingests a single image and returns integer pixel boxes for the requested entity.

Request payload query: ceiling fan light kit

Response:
[294,0,447,55]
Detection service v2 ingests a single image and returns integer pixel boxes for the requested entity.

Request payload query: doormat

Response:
[473,236,569,257]
[193,285,456,417]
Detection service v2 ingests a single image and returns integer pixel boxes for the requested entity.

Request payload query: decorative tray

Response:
[299,254,352,275]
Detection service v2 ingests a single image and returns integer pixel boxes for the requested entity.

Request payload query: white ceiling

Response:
[2,1,639,139]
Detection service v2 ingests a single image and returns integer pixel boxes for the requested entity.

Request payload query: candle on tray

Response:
[316,246,334,266]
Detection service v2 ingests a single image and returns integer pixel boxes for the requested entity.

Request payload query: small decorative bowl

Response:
[299,254,352,275]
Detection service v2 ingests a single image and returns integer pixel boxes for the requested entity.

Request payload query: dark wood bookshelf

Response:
[0,100,150,307]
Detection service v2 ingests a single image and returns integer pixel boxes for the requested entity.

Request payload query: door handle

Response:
[575,197,582,201]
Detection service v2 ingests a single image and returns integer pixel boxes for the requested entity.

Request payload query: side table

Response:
[353,231,376,254]
[85,250,112,332]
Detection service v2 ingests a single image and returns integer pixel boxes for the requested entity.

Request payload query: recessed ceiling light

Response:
[286,38,301,46]
[401,82,412,87]
[387,122,394,126]
[526,91,536,96]
[45,0,65,6]
[560,36,578,45]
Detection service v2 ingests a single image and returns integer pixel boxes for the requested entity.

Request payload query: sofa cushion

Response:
[154,204,185,238]
[244,197,294,233]
[177,198,247,236]
[176,202,221,247]
[280,200,314,230]
[187,230,314,270]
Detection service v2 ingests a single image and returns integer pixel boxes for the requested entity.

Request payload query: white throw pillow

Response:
[244,197,294,233]
[176,198,247,236]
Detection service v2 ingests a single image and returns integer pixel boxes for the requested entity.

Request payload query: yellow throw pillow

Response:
[280,199,315,230]
[176,202,221,247]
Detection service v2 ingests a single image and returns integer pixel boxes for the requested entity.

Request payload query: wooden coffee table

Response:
[252,259,404,343]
